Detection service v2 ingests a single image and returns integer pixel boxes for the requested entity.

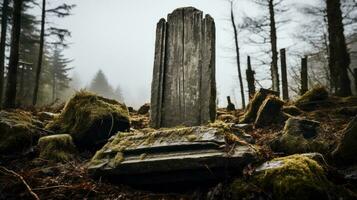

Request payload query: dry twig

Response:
[0,166,40,200]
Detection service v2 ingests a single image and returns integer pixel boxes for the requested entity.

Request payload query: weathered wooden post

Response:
[300,56,308,95]
[280,48,289,100]
[150,7,216,128]
[246,56,256,99]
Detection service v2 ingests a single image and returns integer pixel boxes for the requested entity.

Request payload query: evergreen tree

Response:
[49,46,72,102]
[89,70,114,98]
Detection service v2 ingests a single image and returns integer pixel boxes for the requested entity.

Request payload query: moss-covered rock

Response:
[295,86,329,110]
[270,118,328,154]
[0,110,42,156]
[332,116,357,166]
[254,95,285,127]
[46,91,130,150]
[282,105,303,116]
[38,134,76,162]
[137,103,150,115]
[239,88,279,123]
[228,154,354,200]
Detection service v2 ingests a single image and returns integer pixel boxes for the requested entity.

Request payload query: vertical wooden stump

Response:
[150,7,216,128]
[246,56,256,99]
[280,48,289,100]
[300,56,308,95]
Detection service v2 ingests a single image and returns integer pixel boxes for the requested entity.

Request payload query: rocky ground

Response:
[1,87,357,200]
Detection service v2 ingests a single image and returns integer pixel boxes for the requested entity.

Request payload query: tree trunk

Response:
[3,0,23,109]
[300,56,308,95]
[326,0,351,97]
[32,0,46,105]
[280,48,289,100]
[230,1,245,109]
[268,0,280,94]
[0,0,10,106]
[52,67,56,102]
[246,56,256,99]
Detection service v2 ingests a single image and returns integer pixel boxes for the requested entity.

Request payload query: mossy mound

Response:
[254,95,285,127]
[270,118,328,154]
[0,110,42,156]
[332,116,357,166]
[38,134,76,162]
[46,91,130,150]
[239,88,279,123]
[229,154,352,200]
[137,103,150,115]
[282,105,303,116]
[295,86,329,110]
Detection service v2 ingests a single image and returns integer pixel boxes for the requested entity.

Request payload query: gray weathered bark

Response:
[280,48,289,100]
[269,0,280,94]
[150,7,216,128]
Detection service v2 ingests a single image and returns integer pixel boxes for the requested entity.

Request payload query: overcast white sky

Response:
[51,0,314,108]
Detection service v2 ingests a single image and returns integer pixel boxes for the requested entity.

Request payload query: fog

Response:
[55,0,312,108]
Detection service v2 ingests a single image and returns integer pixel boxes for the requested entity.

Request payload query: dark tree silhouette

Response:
[0,0,10,106]
[326,0,352,96]
[3,0,23,108]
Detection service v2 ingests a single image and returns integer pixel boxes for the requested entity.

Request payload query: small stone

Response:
[38,134,76,162]
[270,118,328,154]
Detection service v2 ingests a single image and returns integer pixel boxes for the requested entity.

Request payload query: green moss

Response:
[256,155,329,200]
[295,86,328,108]
[88,126,246,168]
[46,90,130,149]
[0,111,40,155]
[229,155,331,200]
[38,134,76,162]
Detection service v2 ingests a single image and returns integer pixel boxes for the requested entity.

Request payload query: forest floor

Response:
[1,89,357,200]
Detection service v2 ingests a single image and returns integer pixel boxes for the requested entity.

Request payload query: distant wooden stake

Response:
[300,56,308,95]
[280,48,289,100]
[246,56,256,99]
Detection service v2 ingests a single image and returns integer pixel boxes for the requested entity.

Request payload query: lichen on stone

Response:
[88,126,248,168]
[38,134,76,162]
[46,90,130,150]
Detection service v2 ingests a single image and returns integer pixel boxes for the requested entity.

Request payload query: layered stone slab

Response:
[150,7,216,128]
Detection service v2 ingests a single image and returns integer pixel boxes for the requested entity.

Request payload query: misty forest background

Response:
[0,0,356,109]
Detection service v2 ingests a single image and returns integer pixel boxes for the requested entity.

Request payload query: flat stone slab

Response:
[88,127,257,185]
